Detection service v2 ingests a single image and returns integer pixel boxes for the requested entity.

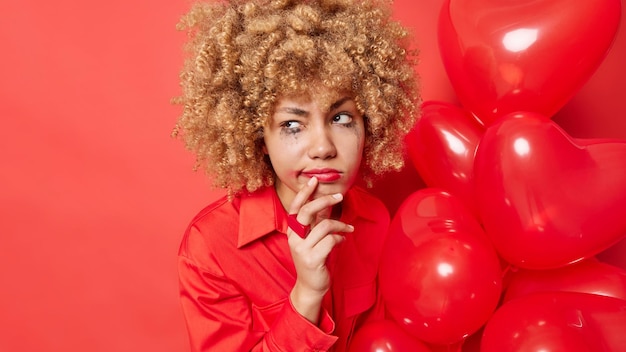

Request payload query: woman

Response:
[172,0,419,350]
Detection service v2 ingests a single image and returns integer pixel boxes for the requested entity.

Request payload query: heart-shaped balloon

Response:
[481,291,626,352]
[406,101,484,215]
[475,112,626,269]
[348,320,432,352]
[438,0,622,126]
[503,257,626,302]
[379,188,502,345]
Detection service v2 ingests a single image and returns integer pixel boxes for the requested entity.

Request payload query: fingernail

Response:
[347,225,354,232]
[308,177,317,186]
[332,193,343,200]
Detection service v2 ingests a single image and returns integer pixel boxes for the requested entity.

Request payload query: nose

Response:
[307,125,337,160]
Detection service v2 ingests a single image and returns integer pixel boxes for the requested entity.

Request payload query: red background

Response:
[1,0,624,351]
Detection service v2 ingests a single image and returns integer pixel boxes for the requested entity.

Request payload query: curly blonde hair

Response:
[172,0,420,195]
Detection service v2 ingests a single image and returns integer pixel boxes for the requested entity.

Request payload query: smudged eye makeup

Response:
[279,112,356,135]
[273,95,362,136]
[279,120,303,134]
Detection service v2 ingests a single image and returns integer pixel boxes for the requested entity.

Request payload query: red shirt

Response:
[178,185,390,351]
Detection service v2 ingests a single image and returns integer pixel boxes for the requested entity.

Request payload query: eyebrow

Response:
[276,96,353,116]
[276,107,308,116]
[330,96,353,111]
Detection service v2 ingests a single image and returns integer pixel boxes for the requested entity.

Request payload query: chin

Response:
[314,182,350,197]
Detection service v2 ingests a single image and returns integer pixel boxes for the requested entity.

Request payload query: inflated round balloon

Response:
[481,291,626,352]
[474,112,626,269]
[348,320,432,352]
[427,340,465,352]
[504,257,626,302]
[438,0,622,126]
[405,101,484,215]
[379,188,502,345]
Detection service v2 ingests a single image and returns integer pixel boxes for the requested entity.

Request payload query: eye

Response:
[280,120,302,133]
[332,113,353,125]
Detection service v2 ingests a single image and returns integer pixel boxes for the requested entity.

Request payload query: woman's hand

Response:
[286,177,354,325]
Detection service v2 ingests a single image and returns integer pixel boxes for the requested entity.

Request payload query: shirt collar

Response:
[340,186,380,224]
[237,186,380,248]
[237,186,288,248]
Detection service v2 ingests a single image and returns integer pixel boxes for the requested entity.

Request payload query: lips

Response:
[301,168,342,182]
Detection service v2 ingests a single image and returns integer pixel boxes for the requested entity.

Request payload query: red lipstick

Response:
[301,168,341,182]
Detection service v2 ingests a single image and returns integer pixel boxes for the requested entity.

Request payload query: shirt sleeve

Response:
[178,255,338,351]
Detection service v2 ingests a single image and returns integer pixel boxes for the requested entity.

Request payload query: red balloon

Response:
[474,112,626,269]
[458,328,482,352]
[427,340,464,352]
[504,257,626,302]
[438,0,622,126]
[348,320,432,352]
[379,188,502,345]
[599,237,626,272]
[481,292,626,352]
[405,101,484,215]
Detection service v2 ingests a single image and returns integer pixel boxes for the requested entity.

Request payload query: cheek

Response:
[353,126,365,158]
[265,136,301,169]
[264,131,291,156]
[342,130,365,167]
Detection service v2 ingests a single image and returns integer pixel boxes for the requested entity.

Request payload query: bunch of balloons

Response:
[351,0,626,350]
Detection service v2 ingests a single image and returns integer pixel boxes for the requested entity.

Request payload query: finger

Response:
[307,233,347,262]
[297,192,344,226]
[319,233,347,251]
[289,231,347,266]
[285,178,320,239]
[288,177,319,216]
[288,218,353,249]
[301,219,354,246]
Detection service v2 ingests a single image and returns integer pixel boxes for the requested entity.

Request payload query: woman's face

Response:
[263,89,365,210]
